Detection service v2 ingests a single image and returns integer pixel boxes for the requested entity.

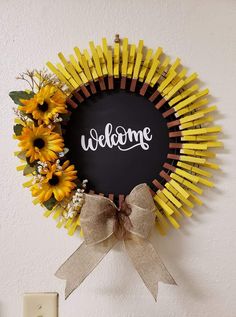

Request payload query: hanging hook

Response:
[114,34,120,43]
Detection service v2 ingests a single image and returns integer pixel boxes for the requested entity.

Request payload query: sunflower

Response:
[18,124,64,163]
[31,160,77,202]
[19,85,67,124]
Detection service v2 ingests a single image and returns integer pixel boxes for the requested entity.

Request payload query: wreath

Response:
[10,35,222,299]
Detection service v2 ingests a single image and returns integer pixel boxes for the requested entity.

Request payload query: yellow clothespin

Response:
[102,37,108,61]
[163,68,186,95]
[182,126,221,136]
[155,210,169,235]
[180,116,213,130]
[96,45,108,76]
[56,63,78,89]
[89,41,103,78]
[152,47,163,65]
[180,206,192,217]
[139,48,153,82]
[180,112,204,124]
[184,72,198,85]
[46,61,73,90]
[114,42,120,78]
[168,179,189,199]
[175,88,209,110]
[150,57,170,87]
[84,49,98,81]
[166,214,180,229]
[164,79,185,100]
[166,182,193,208]
[121,38,128,77]
[69,54,88,84]
[176,99,208,117]
[74,46,83,64]
[154,194,175,216]
[144,59,159,85]
[162,188,182,209]
[170,84,199,107]
[158,70,176,93]
[168,58,181,73]
[58,52,83,86]
[137,40,144,54]
[179,155,206,164]
[133,52,142,79]
[107,49,113,76]
[81,55,93,81]
[170,172,203,195]
[177,161,212,177]
[127,44,136,78]
[175,168,199,183]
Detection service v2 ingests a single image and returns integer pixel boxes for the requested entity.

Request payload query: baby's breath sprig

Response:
[63,179,88,220]
[53,113,63,123]
[37,161,49,174]
[58,148,69,158]
[12,107,30,123]
[16,69,66,92]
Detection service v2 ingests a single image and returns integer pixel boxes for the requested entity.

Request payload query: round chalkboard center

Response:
[64,89,169,197]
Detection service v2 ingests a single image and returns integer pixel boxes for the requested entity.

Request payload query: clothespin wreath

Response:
[10,35,222,300]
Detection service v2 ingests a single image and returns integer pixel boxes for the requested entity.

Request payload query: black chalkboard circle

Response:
[65,79,175,198]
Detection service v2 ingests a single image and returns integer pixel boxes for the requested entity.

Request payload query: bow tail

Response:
[55,235,117,299]
[124,235,176,301]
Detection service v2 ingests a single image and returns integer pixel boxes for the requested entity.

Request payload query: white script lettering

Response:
[81,123,152,152]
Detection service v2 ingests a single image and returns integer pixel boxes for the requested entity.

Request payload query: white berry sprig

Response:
[63,179,88,220]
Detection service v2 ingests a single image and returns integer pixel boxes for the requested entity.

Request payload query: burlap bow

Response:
[55,183,176,300]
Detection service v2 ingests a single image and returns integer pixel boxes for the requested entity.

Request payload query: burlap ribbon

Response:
[55,183,176,300]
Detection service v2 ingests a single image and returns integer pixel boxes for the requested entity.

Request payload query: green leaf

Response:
[61,113,71,121]
[23,165,35,176]
[43,196,57,210]
[13,124,24,136]
[9,90,34,105]
[19,110,33,120]
[17,151,26,160]
[26,156,36,167]
[53,123,62,135]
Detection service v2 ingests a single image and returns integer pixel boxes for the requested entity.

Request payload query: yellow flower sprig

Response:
[19,85,68,125]
[31,160,77,203]
[17,123,64,163]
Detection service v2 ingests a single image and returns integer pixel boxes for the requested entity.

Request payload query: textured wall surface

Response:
[0,0,236,316]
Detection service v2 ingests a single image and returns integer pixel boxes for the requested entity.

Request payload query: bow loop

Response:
[80,194,116,245]
[126,184,156,239]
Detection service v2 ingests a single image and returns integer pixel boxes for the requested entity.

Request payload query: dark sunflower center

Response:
[49,175,60,186]
[37,102,49,112]
[33,138,45,149]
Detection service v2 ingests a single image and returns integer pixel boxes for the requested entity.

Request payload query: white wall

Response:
[0,0,236,316]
